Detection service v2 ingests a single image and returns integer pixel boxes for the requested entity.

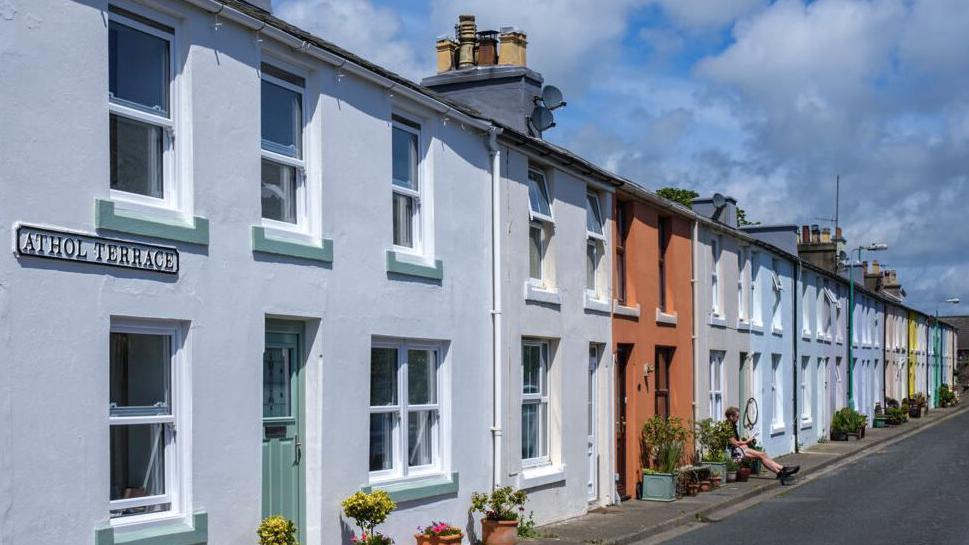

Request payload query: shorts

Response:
[730,446,746,462]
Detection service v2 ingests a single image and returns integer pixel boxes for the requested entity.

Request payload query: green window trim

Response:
[362,472,459,503]
[95,511,207,545]
[95,199,209,245]
[386,250,443,281]
[252,226,333,263]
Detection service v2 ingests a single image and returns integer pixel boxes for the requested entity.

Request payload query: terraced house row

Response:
[0,1,958,544]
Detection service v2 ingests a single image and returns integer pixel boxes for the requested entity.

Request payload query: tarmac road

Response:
[654,408,969,545]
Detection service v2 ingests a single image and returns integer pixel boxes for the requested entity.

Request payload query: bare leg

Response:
[746,450,783,474]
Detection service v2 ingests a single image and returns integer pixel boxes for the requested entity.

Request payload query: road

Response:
[652,409,969,545]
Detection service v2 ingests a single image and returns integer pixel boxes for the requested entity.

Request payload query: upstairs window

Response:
[108,7,174,204]
[659,217,670,311]
[615,203,628,304]
[737,247,747,321]
[711,237,722,316]
[527,169,553,222]
[751,251,762,325]
[260,64,305,226]
[391,116,423,250]
[586,192,605,298]
[527,168,553,286]
[771,258,783,331]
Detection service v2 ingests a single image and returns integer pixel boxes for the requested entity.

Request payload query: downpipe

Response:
[487,127,504,490]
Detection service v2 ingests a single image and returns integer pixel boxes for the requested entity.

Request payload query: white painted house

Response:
[0,1,507,544]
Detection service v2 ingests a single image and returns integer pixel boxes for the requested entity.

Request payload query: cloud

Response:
[650,0,766,29]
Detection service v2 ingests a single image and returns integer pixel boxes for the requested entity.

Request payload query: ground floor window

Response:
[771,354,783,430]
[109,323,180,520]
[522,339,550,466]
[369,340,442,481]
[801,356,812,423]
[709,351,724,419]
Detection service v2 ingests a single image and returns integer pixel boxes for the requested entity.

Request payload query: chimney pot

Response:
[835,226,843,241]
[811,224,821,243]
[499,29,528,67]
[435,38,457,73]
[801,225,810,243]
[476,30,499,65]
[821,227,831,243]
[871,260,881,274]
[456,15,477,69]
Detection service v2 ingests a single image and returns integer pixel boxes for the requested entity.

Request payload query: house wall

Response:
[0,1,495,543]
[611,195,693,498]
[498,145,614,523]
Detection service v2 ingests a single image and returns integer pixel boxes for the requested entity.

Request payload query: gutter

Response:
[792,260,800,452]
[487,127,504,490]
[691,219,699,434]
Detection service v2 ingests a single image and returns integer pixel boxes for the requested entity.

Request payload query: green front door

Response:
[262,328,304,541]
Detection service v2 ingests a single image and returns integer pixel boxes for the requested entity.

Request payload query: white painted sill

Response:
[708,314,727,328]
[737,320,751,331]
[770,423,786,436]
[584,292,611,313]
[749,322,764,334]
[613,301,641,318]
[655,309,678,326]
[802,329,813,340]
[800,418,814,430]
[517,464,566,490]
[772,326,784,336]
[524,282,561,306]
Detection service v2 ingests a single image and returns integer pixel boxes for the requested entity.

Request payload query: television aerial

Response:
[528,85,567,135]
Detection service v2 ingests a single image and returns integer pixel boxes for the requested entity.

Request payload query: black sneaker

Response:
[787,465,801,475]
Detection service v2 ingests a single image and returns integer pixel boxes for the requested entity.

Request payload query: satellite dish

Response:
[529,105,555,133]
[712,193,727,209]
[541,85,566,110]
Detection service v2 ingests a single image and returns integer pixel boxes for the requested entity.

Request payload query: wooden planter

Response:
[641,472,677,502]
[873,417,887,428]
[830,430,849,441]
[481,520,517,545]
[415,533,463,545]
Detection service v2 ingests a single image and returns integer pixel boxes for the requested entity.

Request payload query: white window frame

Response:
[771,354,784,432]
[711,236,722,317]
[802,278,812,336]
[521,339,550,468]
[391,115,427,255]
[709,351,724,419]
[527,168,554,288]
[368,339,444,483]
[259,64,309,234]
[107,5,180,213]
[771,259,783,332]
[586,238,603,297]
[801,356,813,425]
[750,251,762,326]
[108,319,189,530]
[738,247,748,323]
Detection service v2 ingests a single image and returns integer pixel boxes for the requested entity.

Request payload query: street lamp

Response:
[847,243,887,411]
[933,298,960,407]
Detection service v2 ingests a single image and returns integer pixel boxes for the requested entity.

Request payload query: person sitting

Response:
[724,406,799,479]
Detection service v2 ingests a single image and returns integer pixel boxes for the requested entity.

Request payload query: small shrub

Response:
[258,515,297,545]
[642,416,690,473]
[470,486,527,521]
[418,522,462,537]
[342,490,396,545]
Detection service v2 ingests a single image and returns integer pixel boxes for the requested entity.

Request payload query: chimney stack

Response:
[801,225,810,243]
[811,225,821,243]
[821,227,831,243]
[871,260,881,275]
[477,30,499,65]
[456,15,478,69]
[435,37,457,73]
[499,27,528,66]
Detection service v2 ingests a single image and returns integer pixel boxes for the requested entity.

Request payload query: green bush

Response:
[341,490,396,544]
[470,486,527,521]
[694,418,733,463]
[258,516,298,545]
[831,407,867,434]
[642,416,689,473]
[938,384,957,407]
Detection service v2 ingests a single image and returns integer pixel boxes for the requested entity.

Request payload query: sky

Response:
[272,0,969,316]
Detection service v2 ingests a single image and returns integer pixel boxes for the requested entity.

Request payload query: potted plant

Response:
[640,416,688,502]
[694,419,732,483]
[470,486,527,545]
[736,460,752,482]
[258,515,297,545]
[710,474,722,488]
[726,459,739,482]
[342,490,397,545]
[415,522,463,545]
[873,403,887,428]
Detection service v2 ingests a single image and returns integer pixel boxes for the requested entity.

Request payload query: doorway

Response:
[615,345,631,500]
[262,322,305,542]
[587,344,599,502]
[739,353,759,438]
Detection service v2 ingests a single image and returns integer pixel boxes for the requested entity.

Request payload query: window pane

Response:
[392,126,418,190]
[408,350,436,405]
[110,332,170,414]
[521,402,538,460]
[408,410,435,467]
[370,348,398,406]
[587,243,596,291]
[110,424,166,504]
[109,21,170,115]
[522,345,542,395]
[261,79,302,158]
[527,171,551,217]
[529,225,543,280]
[263,346,291,418]
[392,193,414,247]
[586,194,603,235]
[261,159,298,223]
[369,413,396,472]
[110,114,164,199]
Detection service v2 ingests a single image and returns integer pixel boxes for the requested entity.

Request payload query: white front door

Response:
[817,358,828,437]
[587,345,598,502]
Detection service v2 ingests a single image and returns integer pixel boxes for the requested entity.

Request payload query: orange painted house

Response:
[612,187,694,500]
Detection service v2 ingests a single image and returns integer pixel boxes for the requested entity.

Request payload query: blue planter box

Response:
[703,461,727,482]
[641,471,676,502]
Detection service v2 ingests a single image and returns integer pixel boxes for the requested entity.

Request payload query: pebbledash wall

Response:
[0,1,499,544]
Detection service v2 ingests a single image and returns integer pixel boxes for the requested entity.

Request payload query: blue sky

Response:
[274,0,969,315]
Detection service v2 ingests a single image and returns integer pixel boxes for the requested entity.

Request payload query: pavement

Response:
[524,404,969,545]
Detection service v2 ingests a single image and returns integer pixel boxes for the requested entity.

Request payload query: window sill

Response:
[772,326,784,337]
[517,464,566,490]
[362,472,459,503]
[95,199,209,246]
[802,330,813,340]
[613,301,640,318]
[252,226,332,263]
[386,250,443,281]
[770,423,786,436]
[524,282,561,306]
[708,314,727,328]
[737,320,750,331]
[96,511,207,545]
[584,292,611,314]
[656,309,678,326]
[800,418,814,430]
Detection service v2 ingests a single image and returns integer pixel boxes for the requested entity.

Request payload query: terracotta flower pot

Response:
[710,476,722,488]
[481,519,518,545]
[687,483,699,496]
[699,481,712,492]
[415,533,464,545]
[736,468,751,482]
